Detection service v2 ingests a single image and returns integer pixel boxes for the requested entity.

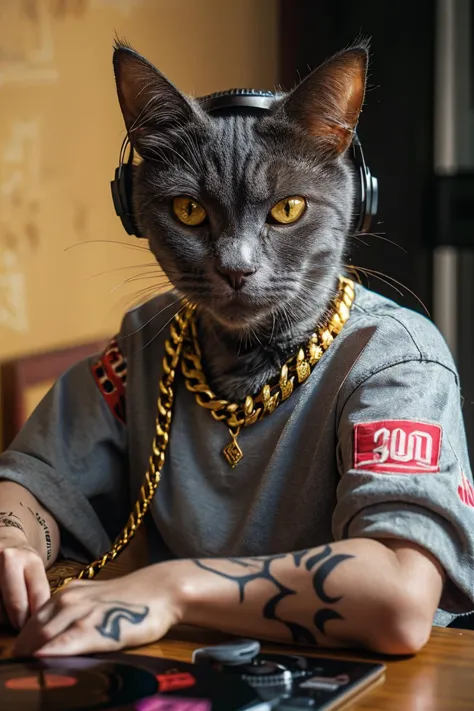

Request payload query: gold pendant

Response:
[223,429,243,468]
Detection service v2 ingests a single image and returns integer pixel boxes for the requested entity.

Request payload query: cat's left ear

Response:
[274,44,368,154]
[113,41,203,154]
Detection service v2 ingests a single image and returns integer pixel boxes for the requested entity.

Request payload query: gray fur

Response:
[113,42,368,400]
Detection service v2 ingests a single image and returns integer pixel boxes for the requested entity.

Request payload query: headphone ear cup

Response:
[110,152,144,238]
[363,170,378,233]
[351,158,365,234]
[350,133,378,234]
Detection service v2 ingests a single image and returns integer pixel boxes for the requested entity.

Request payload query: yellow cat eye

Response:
[269,196,306,225]
[172,196,207,226]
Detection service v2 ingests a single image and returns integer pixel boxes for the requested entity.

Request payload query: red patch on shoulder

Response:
[91,337,127,424]
[458,472,474,508]
[353,420,442,474]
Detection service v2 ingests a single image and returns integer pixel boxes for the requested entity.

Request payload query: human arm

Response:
[0,480,59,567]
[177,538,443,654]
[0,347,129,564]
[0,480,59,629]
[0,341,129,629]
[334,358,474,619]
[13,535,443,657]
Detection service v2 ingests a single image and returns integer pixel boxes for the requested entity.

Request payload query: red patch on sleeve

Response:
[353,420,442,474]
[458,472,474,507]
[91,337,127,424]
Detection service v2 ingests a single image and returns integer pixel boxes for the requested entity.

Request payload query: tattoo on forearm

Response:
[20,503,53,561]
[33,513,52,561]
[95,602,149,642]
[193,545,354,645]
[0,512,25,535]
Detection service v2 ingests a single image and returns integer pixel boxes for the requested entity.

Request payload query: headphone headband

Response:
[111,89,378,238]
[198,88,277,113]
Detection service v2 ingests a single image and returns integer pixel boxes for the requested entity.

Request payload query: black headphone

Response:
[111,88,378,239]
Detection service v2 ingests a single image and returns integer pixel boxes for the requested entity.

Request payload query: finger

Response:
[0,596,8,629]
[24,560,50,617]
[13,597,87,657]
[0,553,29,629]
[35,618,116,657]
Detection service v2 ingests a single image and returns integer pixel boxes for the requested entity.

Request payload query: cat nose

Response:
[216,266,256,290]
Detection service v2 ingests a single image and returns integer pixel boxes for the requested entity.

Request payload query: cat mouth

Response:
[208,292,270,327]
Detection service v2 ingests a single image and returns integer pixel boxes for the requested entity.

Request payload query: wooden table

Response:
[1,625,474,709]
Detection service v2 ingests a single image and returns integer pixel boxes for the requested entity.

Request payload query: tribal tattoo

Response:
[193,545,354,644]
[95,602,150,642]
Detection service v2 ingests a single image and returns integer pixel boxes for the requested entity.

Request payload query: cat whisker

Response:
[349,264,430,316]
[110,272,171,294]
[352,235,370,247]
[118,281,170,305]
[65,239,150,253]
[101,283,171,329]
[114,287,167,313]
[87,262,159,280]
[349,265,403,298]
[268,311,276,345]
[349,230,407,253]
[136,303,188,355]
[119,294,182,342]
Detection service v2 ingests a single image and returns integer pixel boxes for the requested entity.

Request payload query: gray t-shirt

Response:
[1,284,473,626]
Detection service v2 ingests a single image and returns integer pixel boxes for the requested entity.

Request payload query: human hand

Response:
[0,527,50,630]
[13,565,184,657]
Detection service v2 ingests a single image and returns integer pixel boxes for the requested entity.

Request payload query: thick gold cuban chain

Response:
[49,304,195,593]
[182,276,355,467]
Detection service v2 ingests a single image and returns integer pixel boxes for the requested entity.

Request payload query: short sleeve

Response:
[0,340,129,562]
[334,359,474,615]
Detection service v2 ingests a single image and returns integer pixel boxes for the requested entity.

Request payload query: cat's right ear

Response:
[113,42,200,154]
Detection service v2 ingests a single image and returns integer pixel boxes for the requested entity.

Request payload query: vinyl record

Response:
[0,655,265,711]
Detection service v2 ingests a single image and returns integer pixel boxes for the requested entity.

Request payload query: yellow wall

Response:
[0,0,279,361]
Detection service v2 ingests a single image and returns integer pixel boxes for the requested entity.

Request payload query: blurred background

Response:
[0,0,473,457]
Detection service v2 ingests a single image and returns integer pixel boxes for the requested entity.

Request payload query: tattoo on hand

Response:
[193,545,354,645]
[95,602,149,642]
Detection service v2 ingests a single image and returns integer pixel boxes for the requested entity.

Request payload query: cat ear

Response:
[276,45,368,154]
[113,41,198,152]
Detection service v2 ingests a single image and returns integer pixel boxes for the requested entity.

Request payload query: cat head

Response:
[113,41,368,333]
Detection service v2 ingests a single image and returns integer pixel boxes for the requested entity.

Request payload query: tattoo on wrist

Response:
[193,545,354,645]
[95,602,149,642]
[0,512,26,536]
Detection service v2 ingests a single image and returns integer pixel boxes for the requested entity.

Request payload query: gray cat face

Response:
[113,42,368,332]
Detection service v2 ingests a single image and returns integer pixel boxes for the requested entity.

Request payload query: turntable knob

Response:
[239,659,299,687]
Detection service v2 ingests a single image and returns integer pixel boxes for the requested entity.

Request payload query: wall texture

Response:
[0,0,279,360]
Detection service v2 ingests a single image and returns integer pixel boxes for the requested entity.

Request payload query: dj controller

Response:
[0,638,385,710]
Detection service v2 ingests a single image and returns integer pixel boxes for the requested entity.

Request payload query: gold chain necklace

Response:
[49,277,354,592]
[182,276,355,467]
[49,306,194,592]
